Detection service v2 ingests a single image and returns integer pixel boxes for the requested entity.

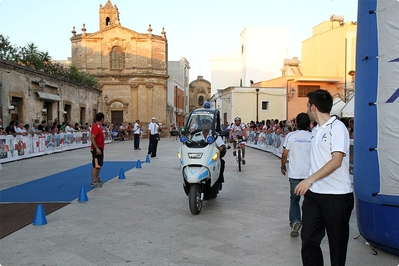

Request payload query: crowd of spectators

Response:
[240,119,296,144]
[0,117,354,141]
[222,116,354,143]
[0,119,92,137]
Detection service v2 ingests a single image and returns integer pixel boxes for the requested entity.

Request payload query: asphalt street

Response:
[0,138,398,265]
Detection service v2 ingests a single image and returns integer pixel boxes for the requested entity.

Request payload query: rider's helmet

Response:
[204,102,211,108]
[234,116,241,121]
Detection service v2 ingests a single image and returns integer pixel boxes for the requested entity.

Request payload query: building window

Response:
[261,101,269,111]
[110,46,124,69]
[298,85,320,97]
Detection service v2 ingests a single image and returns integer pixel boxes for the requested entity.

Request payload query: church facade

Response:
[188,76,211,113]
[70,0,168,127]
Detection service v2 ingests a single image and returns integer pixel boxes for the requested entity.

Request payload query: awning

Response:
[294,77,341,83]
[37,92,61,101]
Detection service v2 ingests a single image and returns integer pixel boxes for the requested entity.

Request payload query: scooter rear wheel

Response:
[189,184,202,215]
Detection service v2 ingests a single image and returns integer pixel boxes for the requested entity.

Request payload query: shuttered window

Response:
[298,85,320,97]
[110,46,124,69]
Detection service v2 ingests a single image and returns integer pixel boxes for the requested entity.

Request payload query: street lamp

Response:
[38,77,46,88]
[103,95,109,120]
[290,87,296,98]
[286,78,294,120]
[255,88,259,123]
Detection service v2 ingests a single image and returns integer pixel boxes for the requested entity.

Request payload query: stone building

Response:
[70,0,168,127]
[188,76,211,113]
[0,59,101,128]
[167,58,190,129]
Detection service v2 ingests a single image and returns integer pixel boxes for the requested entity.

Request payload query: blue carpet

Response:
[0,161,137,203]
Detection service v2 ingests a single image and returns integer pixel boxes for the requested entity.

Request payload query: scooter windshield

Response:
[185,110,216,148]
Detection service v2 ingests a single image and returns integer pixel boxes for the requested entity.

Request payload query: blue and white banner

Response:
[0,131,112,164]
[376,0,399,195]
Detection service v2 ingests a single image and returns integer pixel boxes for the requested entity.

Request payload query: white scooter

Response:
[177,107,228,215]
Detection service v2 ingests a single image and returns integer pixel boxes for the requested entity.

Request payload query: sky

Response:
[0,0,358,82]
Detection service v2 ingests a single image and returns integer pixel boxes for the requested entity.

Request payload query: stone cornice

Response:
[0,59,102,93]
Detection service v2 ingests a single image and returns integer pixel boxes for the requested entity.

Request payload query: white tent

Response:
[342,96,354,117]
[330,98,346,117]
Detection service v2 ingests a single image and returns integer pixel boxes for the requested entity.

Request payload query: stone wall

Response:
[0,60,102,128]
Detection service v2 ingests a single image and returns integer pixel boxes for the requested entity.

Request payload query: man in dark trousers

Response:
[295,90,354,266]
[147,117,161,158]
[133,119,141,150]
[90,112,105,188]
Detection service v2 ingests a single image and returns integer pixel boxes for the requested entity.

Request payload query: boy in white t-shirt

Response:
[281,113,312,237]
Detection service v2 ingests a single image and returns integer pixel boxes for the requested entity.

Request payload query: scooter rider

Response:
[229,116,247,165]
[192,116,227,186]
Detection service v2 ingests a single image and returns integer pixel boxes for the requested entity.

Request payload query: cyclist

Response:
[229,116,247,165]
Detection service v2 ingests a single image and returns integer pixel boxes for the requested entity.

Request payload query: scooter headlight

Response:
[177,151,181,160]
[212,152,219,161]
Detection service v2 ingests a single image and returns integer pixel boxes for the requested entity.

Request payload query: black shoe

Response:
[233,151,236,156]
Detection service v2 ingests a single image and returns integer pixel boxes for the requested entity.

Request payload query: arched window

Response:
[110,46,124,69]
[198,95,204,106]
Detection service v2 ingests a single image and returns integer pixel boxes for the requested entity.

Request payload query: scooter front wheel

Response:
[189,184,202,215]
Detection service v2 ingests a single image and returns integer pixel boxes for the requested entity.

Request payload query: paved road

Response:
[0,138,398,265]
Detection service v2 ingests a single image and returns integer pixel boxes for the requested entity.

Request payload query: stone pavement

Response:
[0,138,398,265]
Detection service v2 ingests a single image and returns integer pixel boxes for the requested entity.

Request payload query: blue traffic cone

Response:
[145,155,151,163]
[78,186,88,202]
[33,204,47,226]
[119,168,126,179]
[136,159,142,168]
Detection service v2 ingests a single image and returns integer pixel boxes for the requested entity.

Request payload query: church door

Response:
[111,111,123,126]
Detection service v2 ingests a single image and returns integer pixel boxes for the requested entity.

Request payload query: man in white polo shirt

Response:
[281,113,312,237]
[294,90,353,266]
[147,117,160,158]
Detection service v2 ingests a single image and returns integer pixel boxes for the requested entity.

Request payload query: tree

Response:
[0,34,98,88]
[18,42,52,70]
[0,35,18,61]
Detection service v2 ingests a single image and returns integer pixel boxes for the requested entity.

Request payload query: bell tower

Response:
[99,0,120,31]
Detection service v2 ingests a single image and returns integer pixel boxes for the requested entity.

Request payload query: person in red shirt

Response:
[90,112,105,188]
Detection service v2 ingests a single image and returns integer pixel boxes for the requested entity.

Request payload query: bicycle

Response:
[233,138,245,171]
